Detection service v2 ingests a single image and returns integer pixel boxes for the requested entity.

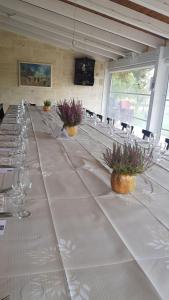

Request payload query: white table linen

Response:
[1,106,169,299]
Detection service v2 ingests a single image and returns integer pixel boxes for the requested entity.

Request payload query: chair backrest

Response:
[165,138,169,150]
[142,129,153,140]
[89,111,94,117]
[97,114,103,122]
[107,117,112,124]
[0,104,4,121]
[121,122,128,130]
[86,110,93,117]
[121,122,134,133]
[130,126,134,134]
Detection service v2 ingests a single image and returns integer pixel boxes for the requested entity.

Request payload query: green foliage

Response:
[103,142,153,176]
[111,68,153,94]
[44,100,51,107]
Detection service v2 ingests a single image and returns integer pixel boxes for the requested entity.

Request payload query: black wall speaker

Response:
[74,57,95,86]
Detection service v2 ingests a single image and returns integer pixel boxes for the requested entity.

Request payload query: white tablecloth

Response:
[1,106,169,299]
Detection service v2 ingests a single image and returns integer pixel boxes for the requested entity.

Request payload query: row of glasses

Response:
[4,102,32,218]
[107,120,115,136]
[84,109,169,167]
[84,109,117,137]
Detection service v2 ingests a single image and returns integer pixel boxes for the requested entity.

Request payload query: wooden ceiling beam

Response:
[0,0,147,53]
[0,19,118,59]
[4,14,127,56]
[20,0,164,47]
[111,0,169,24]
[0,23,107,61]
[61,0,169,39]
[129,0,169,18]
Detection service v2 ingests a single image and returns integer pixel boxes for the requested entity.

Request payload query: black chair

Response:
[97,114,103,122]
[121,122,134,134]
[0,104,4,121]
[165,138,169,150]
[86,110,93,117]
[142,129,153,140]
[89,111,94,117]
[107,117,112,124]
[121,122,128,130]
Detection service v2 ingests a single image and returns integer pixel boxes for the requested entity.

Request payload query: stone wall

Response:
[0,30,105,113]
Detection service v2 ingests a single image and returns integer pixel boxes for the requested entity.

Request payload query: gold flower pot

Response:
[111,173,136,194]
[43,106,50,112]
[65,126,78,137]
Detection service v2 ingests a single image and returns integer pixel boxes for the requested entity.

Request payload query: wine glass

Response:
[152,144,161,162]
[149,133,155,147]
[0,194,6,212]
[159,140,166,157]
[11,186,31,219]
[92,113,97,127]
[11,169,32,218]
[109,121,114,136]
[126,125,131,140]
[19,168,32,196]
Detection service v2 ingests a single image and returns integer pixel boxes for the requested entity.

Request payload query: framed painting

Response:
[19,62,52,87]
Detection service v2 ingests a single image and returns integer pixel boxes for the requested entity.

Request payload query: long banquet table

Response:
[1,105,169,299]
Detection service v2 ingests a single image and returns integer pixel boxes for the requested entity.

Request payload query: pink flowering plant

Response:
[57,99,83,127]
[103,142,154,175]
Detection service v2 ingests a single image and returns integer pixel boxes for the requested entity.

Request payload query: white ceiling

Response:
[0,0,168,61]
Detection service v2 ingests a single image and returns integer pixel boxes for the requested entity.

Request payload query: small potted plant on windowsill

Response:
[103,142,153,194]
[57,99,83,137]
[43,100,51,112]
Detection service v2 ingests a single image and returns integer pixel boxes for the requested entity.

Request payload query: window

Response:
[108,67,154,136]
[161,80,169,138]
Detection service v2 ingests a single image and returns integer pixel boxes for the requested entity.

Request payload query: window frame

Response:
[161,74,169,136]
[108,65,155,131]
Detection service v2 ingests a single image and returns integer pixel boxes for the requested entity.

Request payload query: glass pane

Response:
[162,101,169,131]
[161,130,169,139]
[166,82,169,100]
[109,93,150,124]
[132,118,146,128]
[111,67,154,94]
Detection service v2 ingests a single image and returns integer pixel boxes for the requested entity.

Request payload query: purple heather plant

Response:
[57,99,83,127]
[103,142,154,175]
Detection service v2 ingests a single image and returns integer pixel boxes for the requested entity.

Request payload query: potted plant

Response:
[57,99,83,137]
[103,142,153,194]
[43,100,51,112]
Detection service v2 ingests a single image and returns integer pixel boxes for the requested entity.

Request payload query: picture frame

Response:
[18,62,52,87]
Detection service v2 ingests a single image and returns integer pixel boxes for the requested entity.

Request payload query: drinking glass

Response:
[82,108,86,124]
[11,188,31,219]
[109,122,114,136]
[19,168,32,196]
[149,133,155,147]
[159,141,166,157]
[11,176,31,218]
[0,194,6,212]
[126,125,131,140]
[92,113,97,127]
[11,152,26,167]
[153,145,162,162]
